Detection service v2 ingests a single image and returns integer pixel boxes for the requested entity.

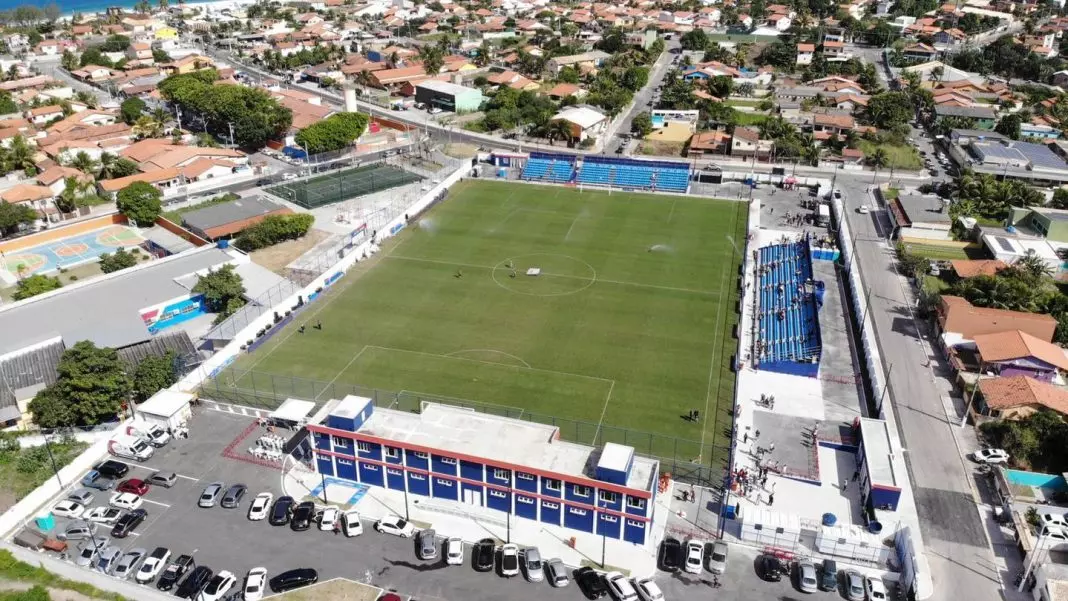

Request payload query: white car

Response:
[85,506,122,525]
[857,205,870,214]
[243,567,268,601]
[51,499,85,519]
[374,515,415,538]
[684,539,705,574]
[136,547,171,583]
[319,506,340,532]
[866,576,888,601]
[109,492,143,511]
[633,577,664,601]
[198,569,236,601]
[500,544,520,577]
[707,541,728,574]
[248,493,272,521]
[973,448,1010,464]
[282,172,297,181]
[1041,513,1068,531]
[445,537,464,565]
[604,571,638,601]
[342,510,363,537]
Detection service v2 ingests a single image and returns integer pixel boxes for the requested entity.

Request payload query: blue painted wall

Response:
[486,488,511,513]
[623,518,646,544]
[563,505,595,533]
[359,462,384,487]
[461,482,483,505]
[357,440,382,462]
[598,491,623,512]
[564,483,593,504]
[385,446,403,465]
[314,432,331,451]
[515,494,538,520]
[433,476,458,500]
[432,455,458,476]
[316,454,334,477]
[624,496,648,518]
[515,473,538,493]
[597,514,621,538]
[385,467,405,491]
[541,478,562,498]
[331,436,354,456]
[460,460,483,481]
[406,451,429,471]
[540,501,561,526]
[335,457,357,481]
[408,472,430,496]
[486,466,511,487]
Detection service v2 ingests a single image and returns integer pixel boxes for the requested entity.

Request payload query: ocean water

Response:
[0,0,141,15]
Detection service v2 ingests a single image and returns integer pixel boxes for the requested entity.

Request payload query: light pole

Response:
[42,432,63,488]
[1020,527,1052,592]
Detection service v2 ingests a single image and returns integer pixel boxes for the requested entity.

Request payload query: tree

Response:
[116,181,162,226]
[100,34,130,52]
[69,151,97,175]
[418,45,444,76]
[546,119,572,145]
[158,71,292,149]
[120,97,146,125]
[995,113,1022,140]
[1012,251,1054,282]
[55,176,87,213]
[192,264,246,323]
[132,352,176,402]
[0,200,36,236]
[865,92,914,129]
[294,112,369,154]
[867,147,889,168]
[707,75,734,99]
[13,273,60,300]
[28,341,130,428]
[99,248,138,273]
[61,49,79,71]
[6,135,36,175]
[631,111,653,138]
[133,114,165,139]
[234,213,315,251]
[679,28,709,51]
[78,47,111,68]
[558,66,580,84]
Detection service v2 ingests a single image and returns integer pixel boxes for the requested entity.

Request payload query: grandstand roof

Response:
[0,247,236,357]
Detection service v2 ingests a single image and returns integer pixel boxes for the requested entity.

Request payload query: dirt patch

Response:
[638,140,686,157]
[442,142,479,159]
[274,578,381,601]
[250,228,333,275]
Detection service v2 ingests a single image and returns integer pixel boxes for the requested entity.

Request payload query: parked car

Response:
[117,479,149,496]
[445,537,463,566]
[67,488,95,506]
[1041,513,1068,530]
[474,538,495,572]
[136,547,171,583]
[157,555,194,591]
[175,565,214,599]
[972,448,1010,464]
[758,554,784,582]
[866,576,889,600]
[684,539,704,574]
[417,528,438,560]
[319,506,339,532]
[81,470,114,491]
[844,570,865,601]
[199,482,225,508]
[291,501,316,531]
[199,570,237,601]
[575,567,608,599]
[269,568,318,593]
[341,509,362,537]
[76,539,109,567]
[500,544,520,577]
[220,484,247,509]
[249,493,273,521]
[523,547,543,582]
[547,558,570,587]
[85,506,122,525]
[659,538,683,572]
[269,496,295,526]
[113,548,146,580]
[57,521,98,542]
[374,515,415,537]
[633,576,663,601]
[112,508,147,538]
[109,492,143,511]
[605,571,638,601]
[243,567,268,601]
[797,559,819,593]
[856,205,870,214]
[96,546,123,575]
[93,460,129,479]
[51,500,85,519]
[819,559,837,592]
[707,541,728,574]
[146,471,177,488]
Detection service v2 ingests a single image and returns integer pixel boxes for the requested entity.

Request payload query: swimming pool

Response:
[1,225,145,277]
[1005,469,1068,491]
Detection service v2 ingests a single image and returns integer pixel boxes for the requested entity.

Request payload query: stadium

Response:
[208,173,748,471]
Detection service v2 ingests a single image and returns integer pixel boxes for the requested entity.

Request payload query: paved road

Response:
[834,173,1002,601]
[604,40,680,153]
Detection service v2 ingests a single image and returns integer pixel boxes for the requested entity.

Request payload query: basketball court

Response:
[1,224,145,278]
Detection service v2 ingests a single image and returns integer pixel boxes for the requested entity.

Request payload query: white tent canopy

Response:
[270,398,316,424]
[136,389,194,430]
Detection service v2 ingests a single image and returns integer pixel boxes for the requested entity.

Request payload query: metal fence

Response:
[200,369,730,486]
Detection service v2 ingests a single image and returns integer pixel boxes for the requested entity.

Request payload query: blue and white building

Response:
[304,397,659,544]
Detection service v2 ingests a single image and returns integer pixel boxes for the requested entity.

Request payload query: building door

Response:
[463,488,482,506]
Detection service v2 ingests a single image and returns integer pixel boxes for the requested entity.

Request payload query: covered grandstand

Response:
[516,153,691,193]
[754,235,824,377]
[520,152,577,183]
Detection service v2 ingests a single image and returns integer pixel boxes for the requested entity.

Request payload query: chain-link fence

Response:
[201,369,730,485]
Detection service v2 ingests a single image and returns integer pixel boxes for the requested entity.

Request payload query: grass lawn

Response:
[883,188,899,200]
[923,275,950,295]
[903,242,988,261]
[734,112,768,126]
[858,141,922,170]
[214,180,747,460]
[725,99,762,108]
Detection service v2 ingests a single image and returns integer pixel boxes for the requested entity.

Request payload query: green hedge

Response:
[234,214,315,251]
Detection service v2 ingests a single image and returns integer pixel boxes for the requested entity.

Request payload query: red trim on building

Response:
[313,449,651,523]
[870,484,902,492]
[307,424,653,499]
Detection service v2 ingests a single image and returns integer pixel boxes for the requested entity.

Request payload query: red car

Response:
[116,479,149,496]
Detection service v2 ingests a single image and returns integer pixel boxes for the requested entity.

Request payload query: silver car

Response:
[76,540,109,567]
[199,482,224,508]
[113,548,146,580]
[707,541,728,574]
[798,559,818,593]
[67,488,95,506]
[845,570,865,601]
[546,557,569,587]
[417,528,437,560]
[96,546,123,574]
[523,547,544,582]
[57,521,98,542]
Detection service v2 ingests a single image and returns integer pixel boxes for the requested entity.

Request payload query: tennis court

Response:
[267,163,423,209]
[1,224,144,277]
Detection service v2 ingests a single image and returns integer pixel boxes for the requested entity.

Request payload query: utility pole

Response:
[227,122,235,148]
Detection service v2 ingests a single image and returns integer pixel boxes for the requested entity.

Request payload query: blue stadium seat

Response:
[753,235,823,369]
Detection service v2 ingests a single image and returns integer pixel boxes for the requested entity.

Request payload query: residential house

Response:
[731,126,773,158]
[812,114,855,136]
[973,375,1068,420]
[1,184,56,221]
[949,259,1008,279]
[547,51,611,74]
[797,43,815,66]
[487,71,539,91]
[903,43,939,62]
[822,40,848,61]
[937,295,1058,342]
[550,105,607,142]
[71,65,114,82]
[26,105,63,126]
[972,330,1068,382]
[36,166,93,197]
[934,104,996,129]
[545,83,585,100]
[158,55,213,76]
[686,130,731,157]
[126,43,154,65]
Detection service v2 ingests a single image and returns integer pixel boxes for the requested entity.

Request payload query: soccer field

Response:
[214,180,746,463]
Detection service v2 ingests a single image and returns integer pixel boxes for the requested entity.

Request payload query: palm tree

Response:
[6,135,36,175]
[546,119,572,146]
[868,147,889,169]
[475,40,492,67]
[55,177,86,213]
[97,152,119,179]
[133,115,165,139]
[135,0,151,14]
[1013,250,1053,282]
[418,46,445,76]
[158,0,169,10]
[69,151,98,175]
[929,66,944,84]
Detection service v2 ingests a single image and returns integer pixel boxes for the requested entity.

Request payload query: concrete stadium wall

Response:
[0,214,127,254]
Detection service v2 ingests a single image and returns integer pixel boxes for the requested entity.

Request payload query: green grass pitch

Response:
[217,179,746,459]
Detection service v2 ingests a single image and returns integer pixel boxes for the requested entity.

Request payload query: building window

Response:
[385,447,400,459]
[573,485,591,498]
[337,458,352,466]
[569,507,588,516]
[387,468,402,476]
[516,471,535,481]
[544,478,561,492]
[493,468,510,481]
[332,436,349,448]
[602,514,618,523]
[439,456,457,465]
[599,490,618,504]
[411,451,428,459]
[517,496,535,504]
[627,497,646,510]
[490,489,507,498]
[626,519,644,528]
[356,441,370,453]
[363,464,378,471]
[437,478,452,487]
[543,502,559,510]
[410,473,425,480]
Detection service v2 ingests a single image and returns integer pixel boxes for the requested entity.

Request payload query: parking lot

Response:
[24,410,870,600]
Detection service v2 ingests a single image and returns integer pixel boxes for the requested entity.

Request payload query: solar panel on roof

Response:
[996,237,1015,252]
